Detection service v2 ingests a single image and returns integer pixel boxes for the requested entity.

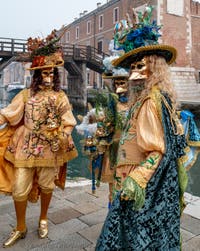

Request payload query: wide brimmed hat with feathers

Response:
[26,30,64,70]
[112,5,177,68]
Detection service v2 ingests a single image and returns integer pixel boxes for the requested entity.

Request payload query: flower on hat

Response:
[112,5,177,67]
[27,30,64,70]
[114,5,161,53]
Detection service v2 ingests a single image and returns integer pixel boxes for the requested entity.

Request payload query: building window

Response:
[75,26,79,39]
[66,31,70,42]
[113,7,119,23]
[97,40,103,54]
[87,72,90,85]
[99,74,103,89]
[99,15,103,30]
[87,21,91,34]
[167,0,184,16]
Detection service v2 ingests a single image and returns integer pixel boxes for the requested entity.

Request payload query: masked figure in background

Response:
[76,55,130,208]
[76,96,116,208]
[101,60,130,208]
[179,110,200,170]
[0,31,77,247]
[96,6,189,251]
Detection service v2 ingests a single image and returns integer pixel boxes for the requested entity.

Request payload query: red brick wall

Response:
[161,0,190,67]
[61,0,200,84]
[191,0,200,71]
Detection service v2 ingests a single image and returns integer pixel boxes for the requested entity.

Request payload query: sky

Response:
[0,0,107,39]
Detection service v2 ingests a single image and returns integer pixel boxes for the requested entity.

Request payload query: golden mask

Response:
[41,68,54,84]
[129,59,148,80]
[114,79,128,94]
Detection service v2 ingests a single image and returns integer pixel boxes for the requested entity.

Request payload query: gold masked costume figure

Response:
[101,74,130,207]
[96,7,189,250]
[0,30,78,247]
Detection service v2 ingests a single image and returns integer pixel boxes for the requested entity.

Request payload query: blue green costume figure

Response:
[96,6,190,251]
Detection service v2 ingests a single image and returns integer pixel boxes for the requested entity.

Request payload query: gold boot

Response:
[38,219,48,239]
[3,228,27,247]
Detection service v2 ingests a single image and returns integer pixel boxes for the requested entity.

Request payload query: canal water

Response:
[185,120,200,197]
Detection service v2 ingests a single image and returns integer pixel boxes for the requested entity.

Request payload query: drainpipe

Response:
[93,11,97,88]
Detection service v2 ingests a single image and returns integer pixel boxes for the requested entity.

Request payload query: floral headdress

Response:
[112,5,177,68]
[27,30,64,70]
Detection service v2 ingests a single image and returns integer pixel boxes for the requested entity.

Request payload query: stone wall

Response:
[171,66,200,101]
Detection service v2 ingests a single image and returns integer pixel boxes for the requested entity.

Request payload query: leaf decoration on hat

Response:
[27,29,61,58]
[114,5,162,53]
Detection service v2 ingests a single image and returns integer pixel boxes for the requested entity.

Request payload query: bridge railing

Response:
[0,38,108,72]
[61,43,108,63]
[0,38,27,54]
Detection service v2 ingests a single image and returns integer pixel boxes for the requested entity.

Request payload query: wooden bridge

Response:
[0,37,109,108]
[0,37,107,73]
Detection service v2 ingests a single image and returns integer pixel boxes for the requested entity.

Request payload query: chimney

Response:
[83,10,88,15]
[97,2,101,8]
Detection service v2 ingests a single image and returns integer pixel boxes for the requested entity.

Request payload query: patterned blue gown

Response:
[95,96,187,251]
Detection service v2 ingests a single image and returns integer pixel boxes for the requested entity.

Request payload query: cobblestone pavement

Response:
[0,180,200,251]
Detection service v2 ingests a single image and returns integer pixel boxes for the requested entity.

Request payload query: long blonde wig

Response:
[141,55,177,106]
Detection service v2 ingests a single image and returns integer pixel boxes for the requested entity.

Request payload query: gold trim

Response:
[187,140,200,147]
[27,61,64,71]
[112,44,177,68]
[129,172,147,189]
[116,161,140,167]
[4,149,78,168]
[102,73,129,80]
[185,148,200,171]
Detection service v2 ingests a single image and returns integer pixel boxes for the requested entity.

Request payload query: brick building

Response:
[59,0,200,101]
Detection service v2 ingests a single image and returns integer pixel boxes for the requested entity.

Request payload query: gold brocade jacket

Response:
[0,88,78,168]
[114,89,166,191]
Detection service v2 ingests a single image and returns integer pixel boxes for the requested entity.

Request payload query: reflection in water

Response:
[67,109,91,180]
[187,155,200,197]
[186,119,200,197]
[68,127,91,179]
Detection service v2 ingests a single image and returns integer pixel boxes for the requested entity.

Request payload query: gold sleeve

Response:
[129,98,165,188]
[0,91,25,126]
[0,114,7,125]
[58,91,77,135]
[136,98,165,154]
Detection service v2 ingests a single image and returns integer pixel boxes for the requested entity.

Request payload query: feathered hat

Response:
[27,30,64,70]
[112,5,177,68]
[102,55,129,79]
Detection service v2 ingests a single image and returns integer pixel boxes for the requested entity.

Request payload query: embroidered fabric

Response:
[95,95,187,251]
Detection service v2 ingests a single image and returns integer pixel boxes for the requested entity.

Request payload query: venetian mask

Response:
[129,58,148,80]
[85,136,94,147]
[41,68,54,86]
[96,126,106,137]
[114,79,128,94]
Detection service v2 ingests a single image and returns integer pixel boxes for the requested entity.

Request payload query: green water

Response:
[67,126,91,179]
[185,119,200,197]
[186,155,200,196]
